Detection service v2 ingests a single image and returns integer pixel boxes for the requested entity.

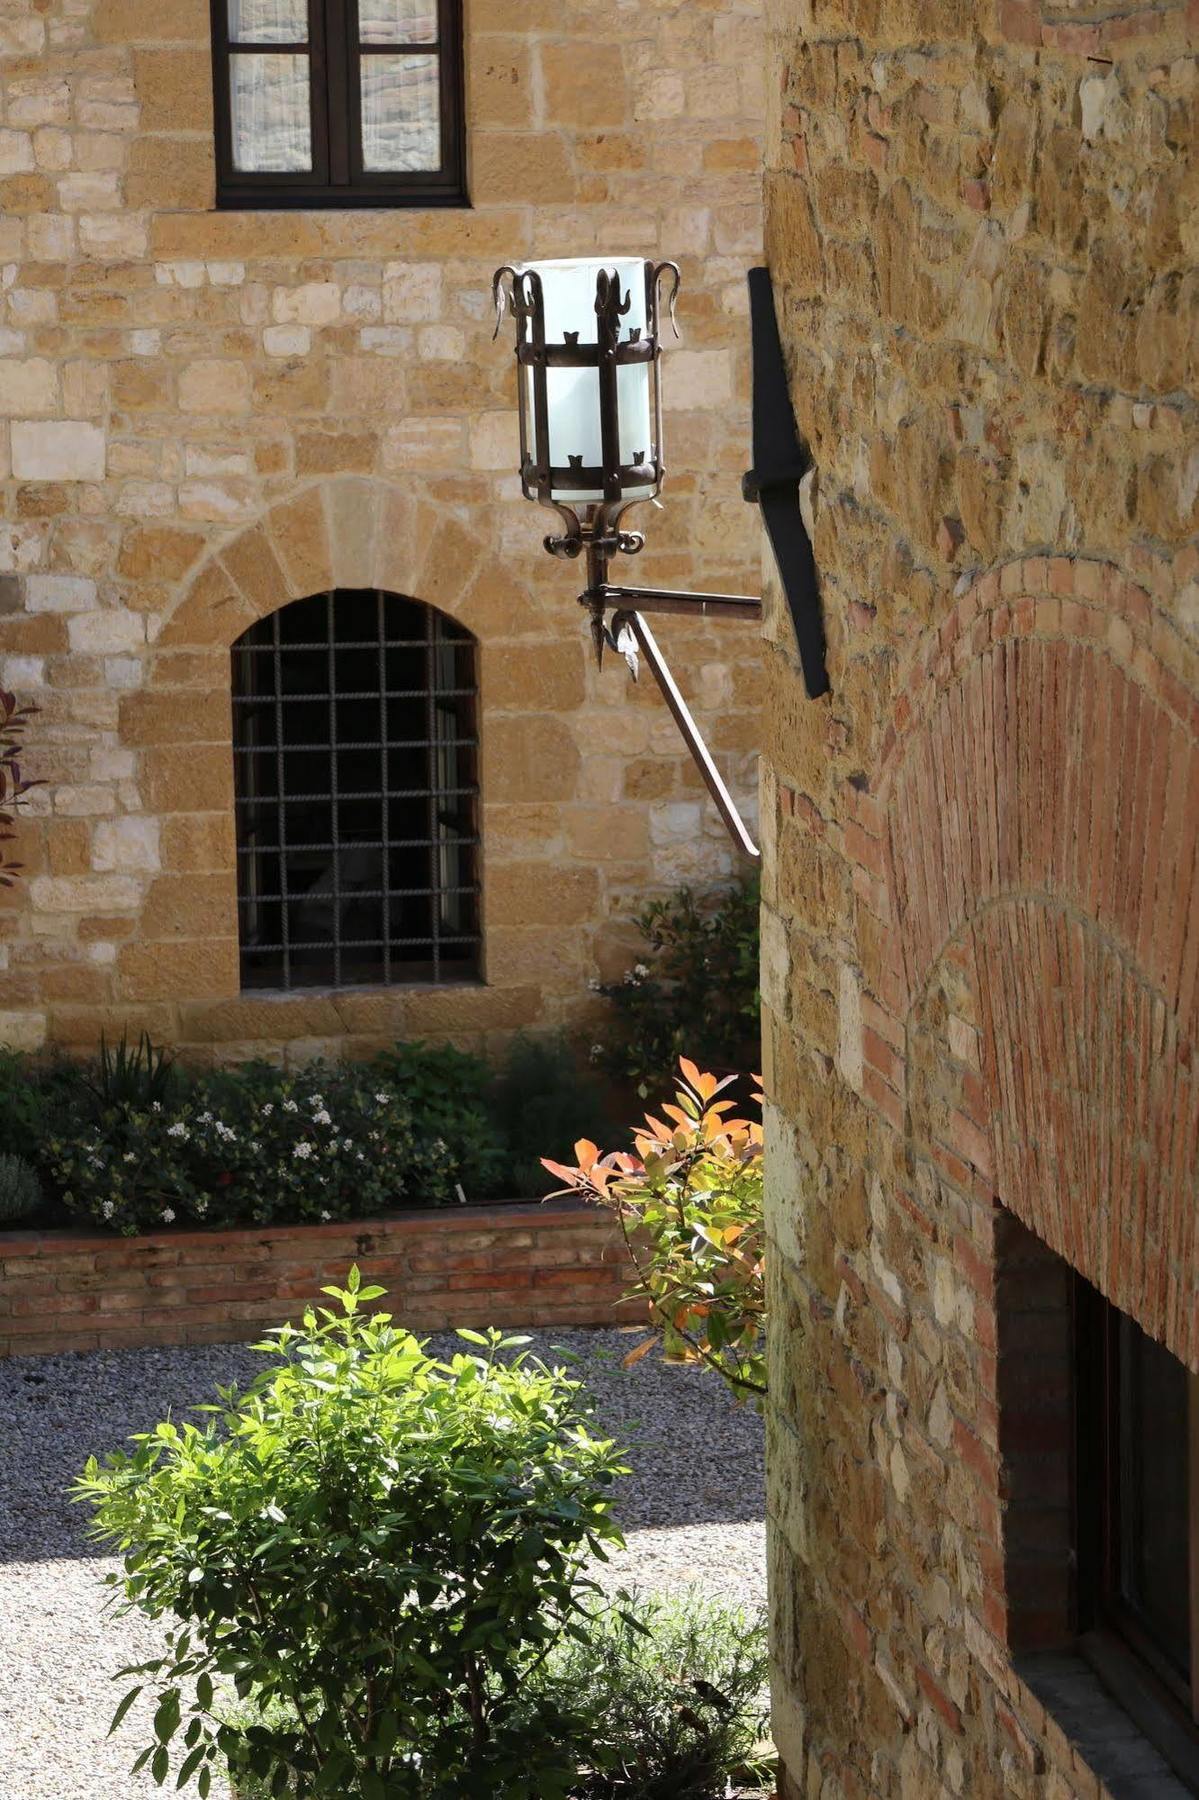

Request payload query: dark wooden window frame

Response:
[1075,1278,1199,1780]
[210,0,467,210]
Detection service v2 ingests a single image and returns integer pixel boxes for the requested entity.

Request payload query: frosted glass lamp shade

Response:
[519,258,654,505]
[493,255,678,533]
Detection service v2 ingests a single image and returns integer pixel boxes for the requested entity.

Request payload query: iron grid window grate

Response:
[231,587,481,992]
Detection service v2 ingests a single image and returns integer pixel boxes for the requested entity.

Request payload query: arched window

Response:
[231,588,480,991]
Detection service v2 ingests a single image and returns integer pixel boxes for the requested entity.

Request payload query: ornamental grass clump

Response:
[544,1060,766,1405]
[75,1268,629,1800]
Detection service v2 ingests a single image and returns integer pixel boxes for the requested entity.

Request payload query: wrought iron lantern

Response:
[492,257,829,859]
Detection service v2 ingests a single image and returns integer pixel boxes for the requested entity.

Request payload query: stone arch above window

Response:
[231,586,480,992]
[160,478,528,652]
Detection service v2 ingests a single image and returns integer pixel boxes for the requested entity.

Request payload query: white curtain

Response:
[358,1,438,45]
[230,54,312,173]
[361,53,438,170]
[228,0,307,42]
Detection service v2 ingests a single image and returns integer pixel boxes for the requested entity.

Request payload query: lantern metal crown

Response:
[492,257,829,858]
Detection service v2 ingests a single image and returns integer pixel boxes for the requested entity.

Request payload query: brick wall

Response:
[761,0,1198,1795]
[0,1198,636,1357]
[0,0,765,1066]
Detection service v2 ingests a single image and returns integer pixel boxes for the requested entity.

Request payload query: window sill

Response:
[214,187,471,211]
[237,978,486,1000]
[1017,1643,1199,1798]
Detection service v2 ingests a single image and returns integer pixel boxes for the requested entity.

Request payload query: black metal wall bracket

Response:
[564,266,829,858]
[743,265,830,701]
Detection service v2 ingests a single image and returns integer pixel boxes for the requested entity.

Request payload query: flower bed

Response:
[0,1198,636,1358]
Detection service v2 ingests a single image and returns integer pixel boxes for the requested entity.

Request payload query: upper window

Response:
[231,589,481,992]
[210,0,467,209]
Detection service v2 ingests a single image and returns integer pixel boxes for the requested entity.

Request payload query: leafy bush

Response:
[232,1595,773,1800]
[0,1049,90,1186]
[545,1061,766,1406]
[488,1035,612,1197]
[374,1039,506,1198]
[76,1269,628,1800]
[48,1062,421,1236]
[599,879,760,1099]
[0,1153,42,1224]
[531,1593,772,1800]
[4,1029,620,1234]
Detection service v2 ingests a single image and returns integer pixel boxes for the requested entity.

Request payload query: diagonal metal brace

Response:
[611,608,759,862]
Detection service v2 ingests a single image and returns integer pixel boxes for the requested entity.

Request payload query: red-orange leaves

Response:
[542,1059,766,1405]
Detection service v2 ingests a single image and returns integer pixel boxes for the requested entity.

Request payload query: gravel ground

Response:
[0,1326,765,1800]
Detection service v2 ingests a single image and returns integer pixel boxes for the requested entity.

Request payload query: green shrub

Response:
[598,878,761,1099]
[76,1269,628,1800]
[48,1062,421,1236]
[0,1152,42,1224]
[0,1048,87,1174]
[231,1595,773,1800]
[532,1593,772,1800]
[373,1039,507,1198]
[9,1028,617,1233]
[488,1035,612,1197]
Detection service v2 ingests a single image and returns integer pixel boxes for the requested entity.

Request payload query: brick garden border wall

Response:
[0,1198,637,1357]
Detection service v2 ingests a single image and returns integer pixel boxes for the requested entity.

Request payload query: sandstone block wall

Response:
[760,0,1198,1794]
[0,0,764,1066]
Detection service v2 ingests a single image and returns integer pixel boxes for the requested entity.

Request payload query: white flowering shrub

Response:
[46,1063,439,1237]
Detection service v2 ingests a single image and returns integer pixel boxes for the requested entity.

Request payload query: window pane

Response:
[228,0,308,44]
[361,54,440,172]
[359,0,438,44]
[230,53,312,172]
[1117,1314,1192,1683]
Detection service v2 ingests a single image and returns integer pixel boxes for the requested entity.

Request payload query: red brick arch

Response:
[865,555,1199,1367]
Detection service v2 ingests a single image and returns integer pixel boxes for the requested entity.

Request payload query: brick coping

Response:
[0,1195,598,1258]
[0,1196,636,1356]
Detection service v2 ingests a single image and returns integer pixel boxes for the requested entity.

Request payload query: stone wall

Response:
[0,0,764,1065]
[0,1197,636,1357]
[760,0,1198,1795]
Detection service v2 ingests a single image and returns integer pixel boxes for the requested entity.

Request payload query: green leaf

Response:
[195,1673,213,1712]
[176,1746,205,1788]
[108,1685,142,1737]
[151,1744,169,1786]
[153,1691,181,1746]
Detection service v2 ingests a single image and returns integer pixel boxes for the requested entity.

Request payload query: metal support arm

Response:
[576,530,761,860]
[592,583,762,622]
[612,610,759,862]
